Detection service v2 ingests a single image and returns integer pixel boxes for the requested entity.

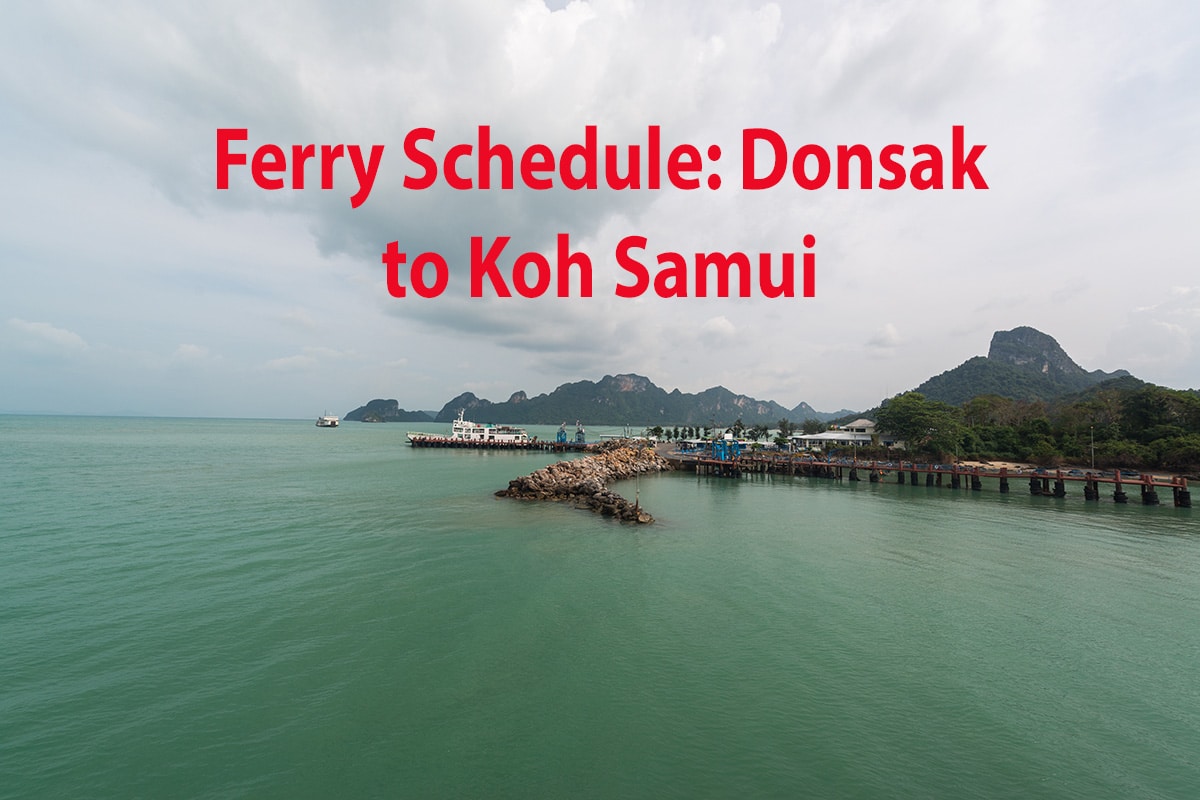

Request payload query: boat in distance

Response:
[316,413,340,427]
[406,409,532,447]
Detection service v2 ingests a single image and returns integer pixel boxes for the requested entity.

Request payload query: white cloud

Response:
[699,315,738,347]
[170,343,212,363]
[264,354,316,372]
[1103,286,1200,384]
[2,1,1199,416]
[7,318,88,352]
[262,346,357,373]
[867,323,901,349]
[280,308,319,331]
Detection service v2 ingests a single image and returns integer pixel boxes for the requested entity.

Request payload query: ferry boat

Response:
[406,409,531,447]
[316,413,340,428]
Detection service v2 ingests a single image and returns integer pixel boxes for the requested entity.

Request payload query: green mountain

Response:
[914,326,1129,406]
[420,373,844,426]
[343,399,434,423]
[349,328,1125,428]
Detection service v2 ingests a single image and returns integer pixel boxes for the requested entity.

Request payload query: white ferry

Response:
[406,409,531,447]
[316,413,340,428]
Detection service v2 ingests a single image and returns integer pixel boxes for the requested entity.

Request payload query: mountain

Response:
[343,399,434,423]
[349,327,1126,427]
[914,326,1130,406]
[793,401,856,421]
[433,392,496,422]
[417,373,844,426]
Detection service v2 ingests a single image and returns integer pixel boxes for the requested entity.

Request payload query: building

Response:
[789,418,900,451]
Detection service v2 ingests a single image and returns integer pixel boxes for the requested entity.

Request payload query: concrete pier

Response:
[664,452,1190,513]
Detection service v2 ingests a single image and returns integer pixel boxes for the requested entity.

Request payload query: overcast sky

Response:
[2,1,1197,418]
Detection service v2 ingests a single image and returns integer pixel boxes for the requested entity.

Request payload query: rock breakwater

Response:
[496,441,673,523]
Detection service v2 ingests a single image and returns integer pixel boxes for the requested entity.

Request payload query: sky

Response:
[2,0,1198,419]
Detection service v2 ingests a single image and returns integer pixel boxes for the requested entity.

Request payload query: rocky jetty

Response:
[496,441,673,523]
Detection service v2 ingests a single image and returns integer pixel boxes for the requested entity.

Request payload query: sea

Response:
[2,414,1199,799]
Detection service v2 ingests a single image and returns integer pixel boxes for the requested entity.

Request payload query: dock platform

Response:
[667,453,1191,507]
[408,437,590,452]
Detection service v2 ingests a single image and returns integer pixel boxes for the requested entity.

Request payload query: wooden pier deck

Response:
[667,452,1192,507]
[408,437,589,452]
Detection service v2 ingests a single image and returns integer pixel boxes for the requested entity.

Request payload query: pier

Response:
[667,452,1192,508]
[407,436,590,452]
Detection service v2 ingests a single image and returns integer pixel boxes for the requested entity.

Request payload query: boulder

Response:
[497,443,671,523]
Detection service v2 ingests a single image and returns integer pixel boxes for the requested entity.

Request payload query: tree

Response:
[777,418,794,438]
[1157,434,1200,470]
[801,418,824,435]
[875,392,963,458]
[1122,385,1200,443]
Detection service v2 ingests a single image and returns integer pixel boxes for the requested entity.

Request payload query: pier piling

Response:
[1174,486,1192,508]
[664,452,1189,513]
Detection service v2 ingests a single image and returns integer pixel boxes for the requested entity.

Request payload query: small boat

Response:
[316,413,340,428]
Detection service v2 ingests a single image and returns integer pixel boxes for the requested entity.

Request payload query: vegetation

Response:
[914,327,1128,406]
[428,374,843,426]
[871,381,1200,473]
[351,328,1196,473]
[343,399,433,423]
[629,379,1200,475]
[874,393,962,457]
[800,418,825,435]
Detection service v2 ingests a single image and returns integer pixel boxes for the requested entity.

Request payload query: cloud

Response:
[866,323,901,349]
[170,343,212,363]
[279,308,319,331]
[7,318,88,352]
[262,346,357,372]
[3,1,1199,416]
[699,315,737,347]
[264,354,317,372]
[1103,286,1200,382]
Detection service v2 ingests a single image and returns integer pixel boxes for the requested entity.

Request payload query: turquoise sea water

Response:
[2,415,1199,798]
